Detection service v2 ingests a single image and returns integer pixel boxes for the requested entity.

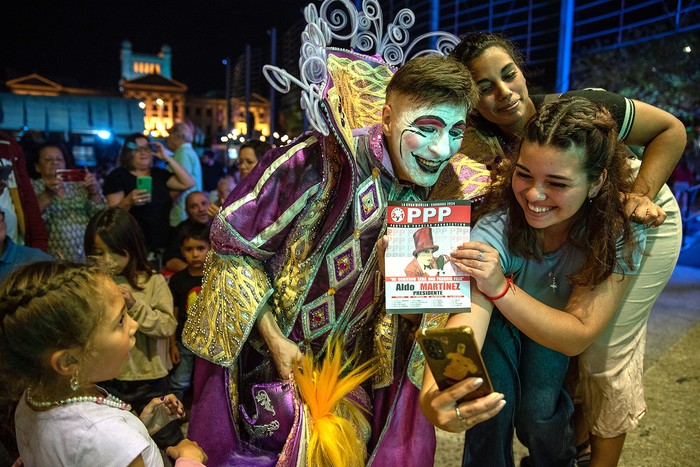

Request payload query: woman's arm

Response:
[482,273,632,356]
[419,305,505,432]
[107,189,148,210]
[454,241,634,356]
[152,142,195,191]
[624,100,686,222]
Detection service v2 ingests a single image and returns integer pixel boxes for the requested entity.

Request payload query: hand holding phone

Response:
[416,326,493,402]
[55,168,87,182]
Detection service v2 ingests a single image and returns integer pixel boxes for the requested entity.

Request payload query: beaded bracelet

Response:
[484,274,514,301]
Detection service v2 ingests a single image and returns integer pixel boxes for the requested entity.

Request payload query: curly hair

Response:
[476,97,637,287]
[0,261,112,400]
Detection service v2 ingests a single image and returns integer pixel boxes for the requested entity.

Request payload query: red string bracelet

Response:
[484,274,514,301]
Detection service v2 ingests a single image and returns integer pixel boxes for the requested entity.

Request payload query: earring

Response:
[588,197,594,203]
[70,371,80,391]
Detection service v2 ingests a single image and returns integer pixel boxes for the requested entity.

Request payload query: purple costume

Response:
[181,4,490,463]
[183,124,445,466]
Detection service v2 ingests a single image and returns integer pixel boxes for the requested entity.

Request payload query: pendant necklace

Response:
[548,271,558,293]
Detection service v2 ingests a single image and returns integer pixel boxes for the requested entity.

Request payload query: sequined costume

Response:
[182,3,490,464]
[184,122,451,466]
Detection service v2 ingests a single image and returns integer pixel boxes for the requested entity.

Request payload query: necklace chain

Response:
[26,386,131,411]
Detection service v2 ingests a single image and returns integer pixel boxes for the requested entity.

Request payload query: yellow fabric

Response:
[293,340,376,467]
[182,251,272,366]
[325,53,394,156]
[326,53,393,129]
[408,312,450,388]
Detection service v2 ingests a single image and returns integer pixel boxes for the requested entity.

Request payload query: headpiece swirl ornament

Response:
[263,0,459,138]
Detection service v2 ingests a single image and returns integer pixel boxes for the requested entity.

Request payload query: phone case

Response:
[136,176,152,195]
[416,326,494,401]
[55,169,86,182]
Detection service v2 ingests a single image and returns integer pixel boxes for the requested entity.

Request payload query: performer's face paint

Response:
[383,95,467,187]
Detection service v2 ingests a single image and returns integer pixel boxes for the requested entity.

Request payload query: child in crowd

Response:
[84,207,183,449]
[0,260,207,466]
[168,222,211,402]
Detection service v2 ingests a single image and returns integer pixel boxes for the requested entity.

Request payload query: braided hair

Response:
[0,261,111,400]
[477,97,636,287]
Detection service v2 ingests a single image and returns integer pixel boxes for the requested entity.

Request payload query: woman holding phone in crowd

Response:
[31,143,105,261]
[447,33,684,466]
[103,134,194,254]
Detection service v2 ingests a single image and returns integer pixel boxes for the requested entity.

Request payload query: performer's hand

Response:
[140,394,185,435]
[419,376,505,433]
[165,439,208,464]
[451,241,508,298]
[257,307,302,379]
[268,334,302,380]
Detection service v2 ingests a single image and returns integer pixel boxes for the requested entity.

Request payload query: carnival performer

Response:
[183,51,503,466]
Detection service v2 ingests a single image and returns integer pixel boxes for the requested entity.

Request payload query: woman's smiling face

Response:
[513,141,603,241]
[469,46,531,133]
[382,94,467,187]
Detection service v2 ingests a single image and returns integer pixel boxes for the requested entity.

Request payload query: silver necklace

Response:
[26,386,131,411]
[548,271,558,292]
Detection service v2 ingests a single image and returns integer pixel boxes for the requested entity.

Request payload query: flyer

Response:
[385,200,471,314]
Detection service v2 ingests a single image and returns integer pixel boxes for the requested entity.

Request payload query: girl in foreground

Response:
[0,261,207,466]
[421,98,646,466]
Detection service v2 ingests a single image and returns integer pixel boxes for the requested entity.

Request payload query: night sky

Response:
[1,0,314,94]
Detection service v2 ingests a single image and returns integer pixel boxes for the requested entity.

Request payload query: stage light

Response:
[97,130,111,140]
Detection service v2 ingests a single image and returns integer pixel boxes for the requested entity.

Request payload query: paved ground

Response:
[434,264,700,466]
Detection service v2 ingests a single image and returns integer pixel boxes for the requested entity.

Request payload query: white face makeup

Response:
[383,95,467,187]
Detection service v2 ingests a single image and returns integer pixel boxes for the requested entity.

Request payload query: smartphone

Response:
[416,326,493,401]
[136,175,152,195]
[0,165,11,183]
[55,168,87,182]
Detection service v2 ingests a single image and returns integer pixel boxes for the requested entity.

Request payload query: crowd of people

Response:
[0,23,689,467]
[0,122,264,465]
